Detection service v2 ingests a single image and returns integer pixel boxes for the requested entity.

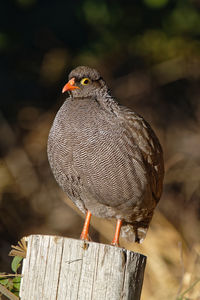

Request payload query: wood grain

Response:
[20,235,146,300]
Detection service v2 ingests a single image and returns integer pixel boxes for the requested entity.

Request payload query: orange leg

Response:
[80,211,92,241]
[111,219,122,246]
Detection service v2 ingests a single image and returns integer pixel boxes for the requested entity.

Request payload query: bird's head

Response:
[62,66,108,98]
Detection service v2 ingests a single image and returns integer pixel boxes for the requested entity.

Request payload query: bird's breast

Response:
[48,99,148,208]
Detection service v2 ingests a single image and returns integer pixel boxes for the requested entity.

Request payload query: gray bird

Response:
[47,66,164,246]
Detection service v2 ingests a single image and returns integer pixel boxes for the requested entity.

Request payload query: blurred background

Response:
[1,0,200,299]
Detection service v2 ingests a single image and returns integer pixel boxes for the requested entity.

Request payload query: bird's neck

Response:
[96,90,120,114]
[70,89,120,114]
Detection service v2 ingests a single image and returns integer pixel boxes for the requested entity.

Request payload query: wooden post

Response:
[20,235,146,300]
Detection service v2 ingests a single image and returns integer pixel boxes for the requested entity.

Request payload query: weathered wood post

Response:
[20,235,146,300]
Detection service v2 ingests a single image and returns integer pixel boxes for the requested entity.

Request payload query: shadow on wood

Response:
[20,235,146,300]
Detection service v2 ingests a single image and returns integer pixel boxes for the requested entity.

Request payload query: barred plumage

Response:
[47,66,164,244]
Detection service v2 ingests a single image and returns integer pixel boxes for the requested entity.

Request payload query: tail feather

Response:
[121,224,148,244]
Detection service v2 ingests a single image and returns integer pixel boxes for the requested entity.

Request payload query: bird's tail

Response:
[121,223,148,244]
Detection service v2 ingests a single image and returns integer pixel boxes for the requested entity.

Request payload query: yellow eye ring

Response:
[80,78,91,85]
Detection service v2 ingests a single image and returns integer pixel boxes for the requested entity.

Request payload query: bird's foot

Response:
[111,240,120,247]
[80,233,91,241]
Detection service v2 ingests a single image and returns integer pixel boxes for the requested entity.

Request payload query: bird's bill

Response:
[62,78,80,93]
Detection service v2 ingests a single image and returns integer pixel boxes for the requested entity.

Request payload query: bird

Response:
[47,66,164,246]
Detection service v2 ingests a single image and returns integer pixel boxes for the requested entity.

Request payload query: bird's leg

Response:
[111,219,122,247]
[80,211,92,241]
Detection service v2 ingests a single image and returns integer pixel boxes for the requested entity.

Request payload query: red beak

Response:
[62,78,80,93]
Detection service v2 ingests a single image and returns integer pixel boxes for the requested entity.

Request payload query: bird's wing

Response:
[116,106,164,203]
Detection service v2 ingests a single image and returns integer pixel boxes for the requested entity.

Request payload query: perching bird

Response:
[47,66,164,246]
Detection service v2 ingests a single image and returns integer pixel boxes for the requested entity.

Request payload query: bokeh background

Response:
[1,0,200,299]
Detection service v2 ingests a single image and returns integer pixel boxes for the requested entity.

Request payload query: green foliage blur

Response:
[1,0,200,117]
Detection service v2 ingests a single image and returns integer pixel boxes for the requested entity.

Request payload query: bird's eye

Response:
[80,78,91,85]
